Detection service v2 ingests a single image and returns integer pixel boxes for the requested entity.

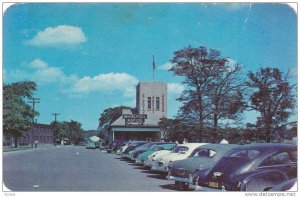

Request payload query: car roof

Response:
[195,143,240,152]
[235,143,296,151]
[178,143,208,149]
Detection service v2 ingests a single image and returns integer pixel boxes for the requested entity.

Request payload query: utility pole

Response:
[29,98,40,123]
[29,97,40,148]
[52,113,60,122]
[52,113,60,146]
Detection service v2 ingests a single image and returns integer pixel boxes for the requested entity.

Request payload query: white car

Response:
[151,143,207,173]
[144,149,173,168]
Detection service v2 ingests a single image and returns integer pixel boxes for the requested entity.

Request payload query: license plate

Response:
[209,181,219,188]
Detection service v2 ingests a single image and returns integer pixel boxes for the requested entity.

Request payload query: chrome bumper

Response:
[135,158,142,164]
[174,176,189,183]
[143,160,153,167]
[195,185,223,192]
[151,164,168,172]
[166,174,175,180]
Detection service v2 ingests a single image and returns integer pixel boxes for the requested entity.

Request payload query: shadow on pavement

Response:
[133,166,145,170]
[147,174,167,180]
[159,184,181,191]
[140,170,163,175]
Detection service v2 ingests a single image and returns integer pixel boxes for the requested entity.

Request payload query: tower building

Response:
[108,81,167,142]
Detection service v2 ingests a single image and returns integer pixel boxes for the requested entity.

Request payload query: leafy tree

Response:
[170,45,245,141]
[51,120,84,144]
[3,81,37,147]
[97,106,133,141]
[247,67,296,142]
[66,120,84,144]
[158,118,197,143]
[50,121,63,144]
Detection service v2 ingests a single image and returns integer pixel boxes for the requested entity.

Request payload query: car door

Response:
[258,151,297,179]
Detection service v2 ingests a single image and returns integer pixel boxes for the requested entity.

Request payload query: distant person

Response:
[34,140,39,148]
[220,139,229,144]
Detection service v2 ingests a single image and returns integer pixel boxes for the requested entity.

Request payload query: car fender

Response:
[239,170,289,191]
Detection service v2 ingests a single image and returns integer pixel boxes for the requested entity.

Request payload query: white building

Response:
[108,81,167,142]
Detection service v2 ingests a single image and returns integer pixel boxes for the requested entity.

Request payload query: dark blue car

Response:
[191,143,297,191]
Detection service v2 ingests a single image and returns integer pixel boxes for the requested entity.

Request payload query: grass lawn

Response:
[3,146,32,152]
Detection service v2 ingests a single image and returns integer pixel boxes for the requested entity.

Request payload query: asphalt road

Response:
[3,146,178,192]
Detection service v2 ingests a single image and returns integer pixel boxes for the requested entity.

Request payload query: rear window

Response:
[171,146,189,153]
[229,149,261,160]
[190,148,216,158]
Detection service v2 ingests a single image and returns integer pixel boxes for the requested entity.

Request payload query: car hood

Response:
[150,150,171,158]
[138,150,154,160]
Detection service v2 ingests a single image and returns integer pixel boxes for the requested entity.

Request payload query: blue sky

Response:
[3,3,297,130]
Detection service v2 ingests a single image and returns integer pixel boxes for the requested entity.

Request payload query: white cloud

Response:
[26,25,87,47]
[71,73,139,97]
[168,83,185,94]
[7,59,140,99]
[27,59,66,84]
[29,59,48,69]
[158,62,174,70]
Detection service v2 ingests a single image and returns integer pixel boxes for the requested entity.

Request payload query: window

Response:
[230,149,260,160]
[156,97,160,110]
[260,152,291,166]
[191,148,216,158]
[147,97,151,110]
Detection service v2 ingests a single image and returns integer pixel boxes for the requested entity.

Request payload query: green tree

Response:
[158,118,196,143]
[50,121,63,144]
[170,45,245,141]
[247,67,296,142]
[3,81,37,147]
[66,120,84,144]
[97,106,133,141]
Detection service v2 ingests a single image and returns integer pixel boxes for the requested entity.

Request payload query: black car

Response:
[106,140,125,153]
[192,143,297,191]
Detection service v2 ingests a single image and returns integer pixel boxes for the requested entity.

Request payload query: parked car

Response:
[122,141,148,158]
[192,143,297,191]
[128,142,177,161]
[151,143,207,173]
[86,141,96,149]
[106,140,125,153]
[143,147,176,169]
[127,142,153,160]
[168,143,239,190]
[116,141,132,155]
[136,143,177,165]
[269,178,297,191]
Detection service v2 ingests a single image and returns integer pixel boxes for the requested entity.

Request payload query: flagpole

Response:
[152,55,155,82]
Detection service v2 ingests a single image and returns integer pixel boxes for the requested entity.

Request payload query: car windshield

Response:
[171,146,189,153]
[229,149,261,160]
[190,148,216,158]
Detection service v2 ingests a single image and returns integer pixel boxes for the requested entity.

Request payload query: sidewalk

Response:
[3,144,68,153]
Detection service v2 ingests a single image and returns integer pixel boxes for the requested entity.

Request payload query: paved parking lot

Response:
[3,145,178,192]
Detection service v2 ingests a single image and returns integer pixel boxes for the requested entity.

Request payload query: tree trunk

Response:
[213,112,218,131]
[14,137,18,148]
[197,86,204,142]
